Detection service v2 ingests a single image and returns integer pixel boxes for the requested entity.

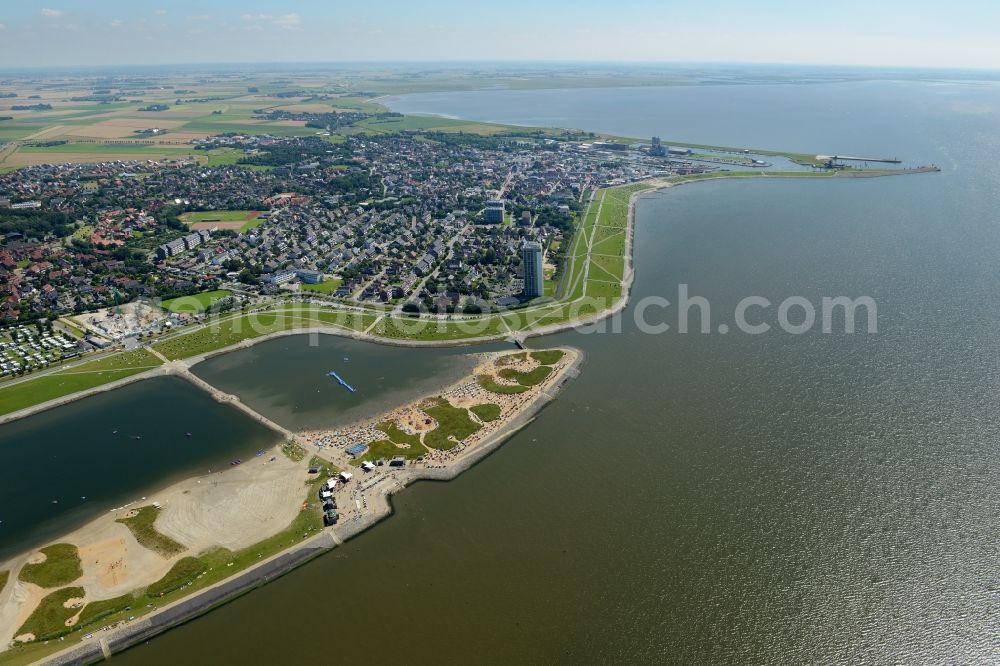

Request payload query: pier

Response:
[328,371,356,392]
[816,154,902,164]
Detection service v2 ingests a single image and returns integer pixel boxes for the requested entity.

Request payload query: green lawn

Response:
[151,307,377,360]
[179,210,258,223]
[116,506,186,558]
[300,278,343,294]
[585,279,622,302]
[0,348,163,417]
[160,289,233,314]
[17,544,82,588]
[589,254,625,281]
[372,314,509,341]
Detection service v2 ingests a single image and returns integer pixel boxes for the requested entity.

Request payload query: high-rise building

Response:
[521,241,544,298]
[484,200,505,224]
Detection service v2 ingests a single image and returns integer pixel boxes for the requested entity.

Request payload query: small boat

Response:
[112,429,119,435]
[132,435,141,440]
[185,432,192,437]
[343,357,350,362]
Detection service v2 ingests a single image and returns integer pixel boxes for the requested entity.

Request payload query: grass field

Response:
[300,278,343,294]
[116,506,186,558]
[160,289,233,314]
[372,314,511,341]
[179,210,264,233]
[151,307,377,360]
[0,348,163,417]
[179,210,256,222]
[17,544,82,589]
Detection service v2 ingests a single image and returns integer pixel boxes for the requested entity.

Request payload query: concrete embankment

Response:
[42,534,335,666]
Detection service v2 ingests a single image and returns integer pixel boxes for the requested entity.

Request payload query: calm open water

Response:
[192,334,506,431]
[42,79,1000,662]
[0,376,280,561]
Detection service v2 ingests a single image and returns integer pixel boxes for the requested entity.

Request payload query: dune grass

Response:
[423,398,481,450]
[477,374,530,395]
[530,350,565,366]
[17,544,82,589]
[497,365,553,387]
[15,587,85,641]
[116,506,186,558]
[145,558,206,597]
[470,403,501,422]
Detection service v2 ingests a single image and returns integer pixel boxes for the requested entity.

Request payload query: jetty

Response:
[816,154,902,164]
[328,371,356,392]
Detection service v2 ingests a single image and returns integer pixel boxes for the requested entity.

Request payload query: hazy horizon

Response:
[2,0,999,70]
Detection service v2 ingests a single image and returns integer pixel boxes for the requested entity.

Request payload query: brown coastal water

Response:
[124,176,999,666]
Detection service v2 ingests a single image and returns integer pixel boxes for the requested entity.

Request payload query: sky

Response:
[1,0,999,70]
